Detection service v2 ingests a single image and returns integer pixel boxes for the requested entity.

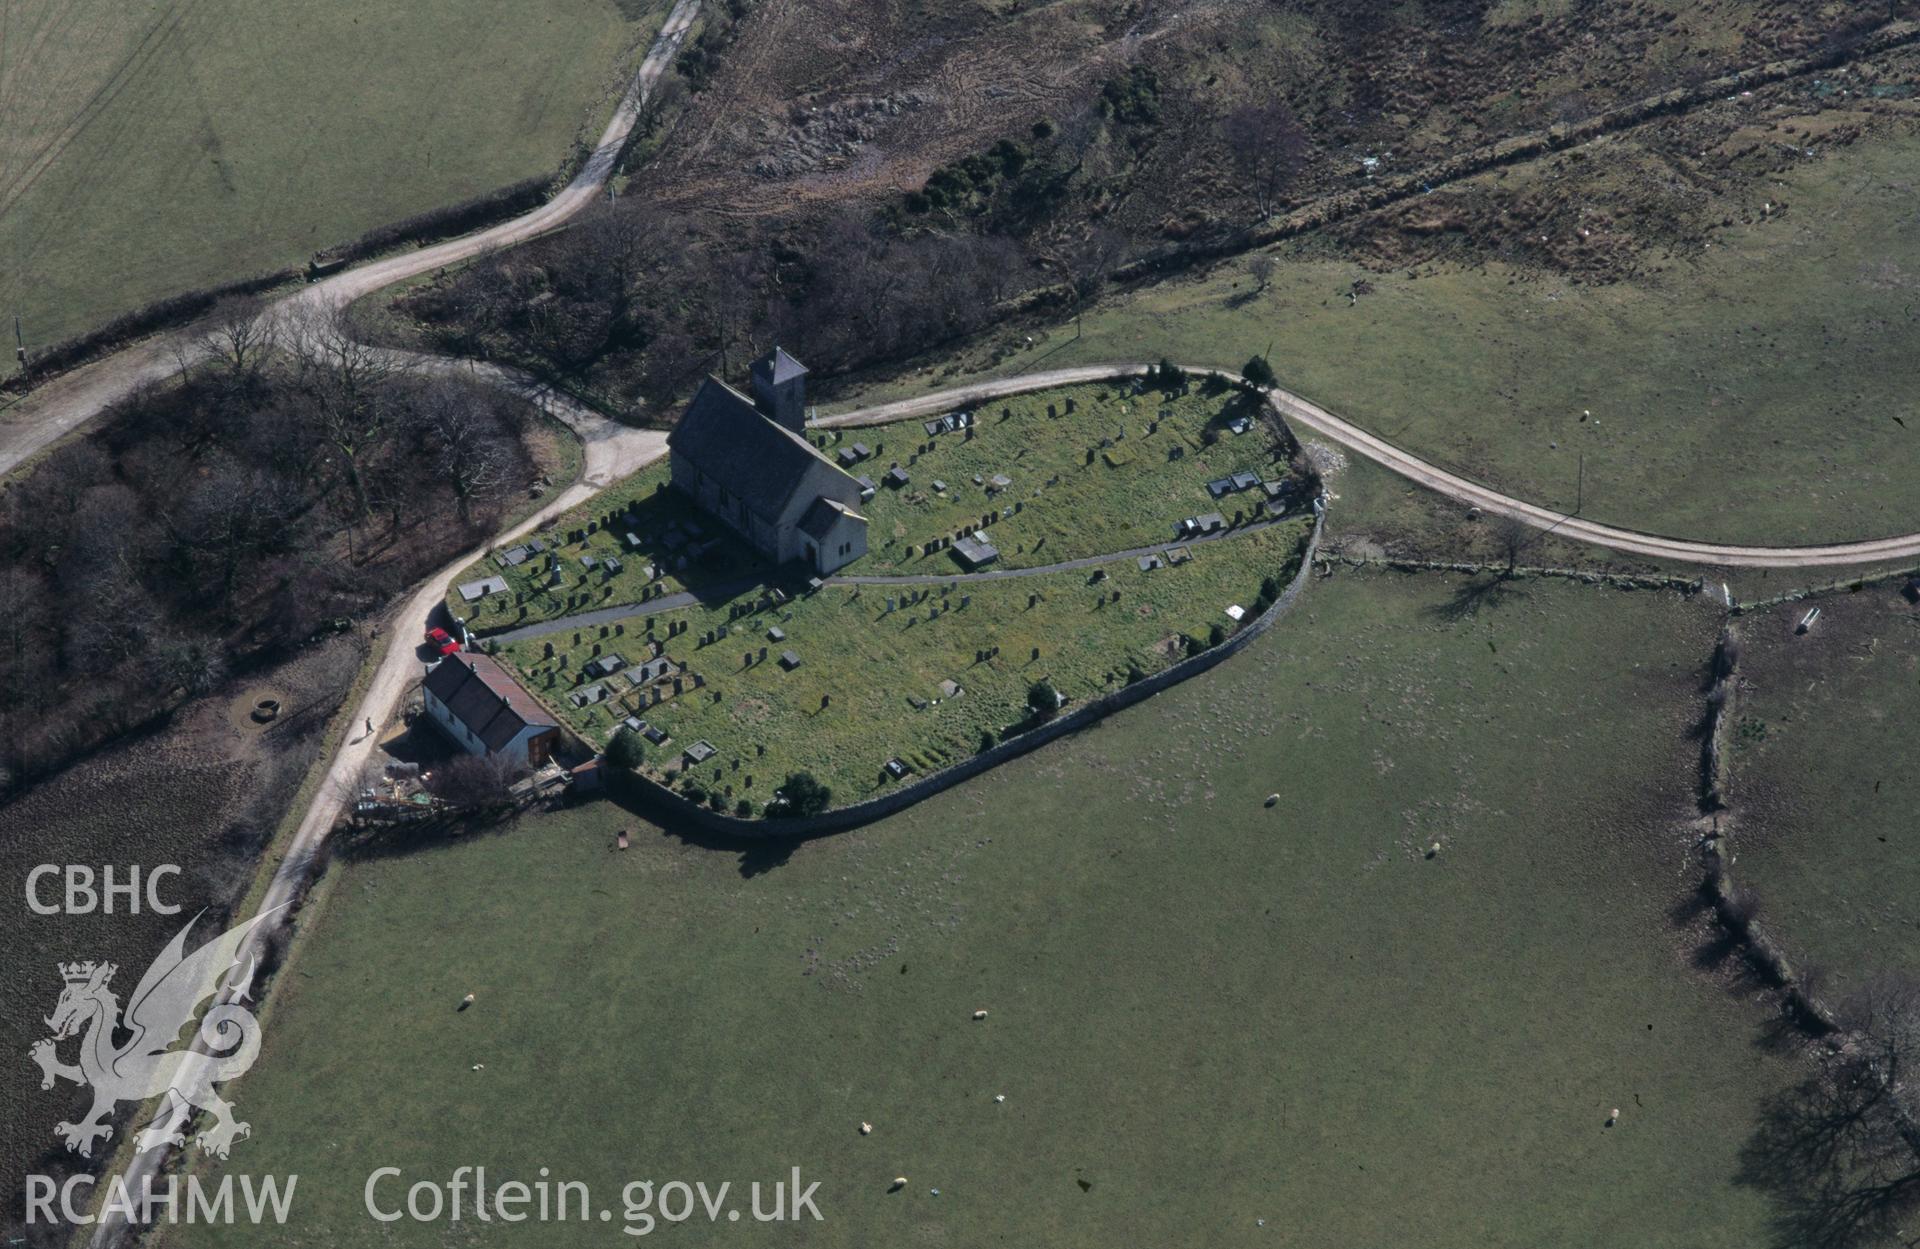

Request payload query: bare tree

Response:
[1223,103,1309,219]
[427,752,524,810]
[1056,226,1129,338]
[414,380,510,523]
[1741,974,1920,1248]
[286,305,397,524]
[1491,515,1532,577]
[636,74,688,141]
[197,296,278,391]
[1247,253,1275,294]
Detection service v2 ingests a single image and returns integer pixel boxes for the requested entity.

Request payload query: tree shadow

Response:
[1735,1076,1920,1249]
[655,817,816,878]
[605,784,817,878]
[1422,573,1529,622]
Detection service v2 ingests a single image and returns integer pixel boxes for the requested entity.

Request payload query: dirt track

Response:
[819,365,1920,570]
[74,0,697,1229]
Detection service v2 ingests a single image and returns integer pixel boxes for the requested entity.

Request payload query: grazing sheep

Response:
[973,1009,989,1021]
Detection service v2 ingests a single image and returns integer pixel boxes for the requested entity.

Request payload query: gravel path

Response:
[81,5,696,1237]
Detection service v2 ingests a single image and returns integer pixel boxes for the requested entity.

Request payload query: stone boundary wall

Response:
[1320,553,1707,595]
[1733,561,1920,614]
[619,508,1323,838]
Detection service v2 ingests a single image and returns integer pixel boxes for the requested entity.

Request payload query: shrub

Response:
[769,771,832,818]
[734,798,754,818]
[1099,66,1161,126]
[1027,679,1060,717]
[1242,354,1277,389]
[606,728,645,771]
[1209,622,1228,647]
[978,729,997,753]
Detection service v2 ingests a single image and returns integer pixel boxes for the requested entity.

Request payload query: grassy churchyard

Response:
[180,570,1794,1249]
[438,376,1317,808]
[837,377,1292,572]
[446,460,767,631]
[497,519,1312,808]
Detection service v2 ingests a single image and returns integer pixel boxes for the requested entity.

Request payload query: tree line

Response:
[0,302,540,793]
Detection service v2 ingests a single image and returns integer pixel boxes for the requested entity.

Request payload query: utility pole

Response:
[13,313,23,369]
[1576,451,1585,515]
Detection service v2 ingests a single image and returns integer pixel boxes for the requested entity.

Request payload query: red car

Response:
[425,627,461,656]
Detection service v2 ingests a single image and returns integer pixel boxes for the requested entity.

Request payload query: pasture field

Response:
[0,0,668,371]
[496,519,1311,806]
[836,127,1920,549]
[175,570,1799,1248]
[1724,586,1920,991]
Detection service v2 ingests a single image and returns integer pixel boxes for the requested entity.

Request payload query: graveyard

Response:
[435,371,1320,810]
[493,518,1313,808]
[445,459,766,632]
[446,375,1307,630]
[830,377,1294,573]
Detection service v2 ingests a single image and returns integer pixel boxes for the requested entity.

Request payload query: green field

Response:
[1724,586,1920,992]
[178,570,1799,1248]
[0,0,667,369]
[497,519,1309,806]
[839,127,1920,549]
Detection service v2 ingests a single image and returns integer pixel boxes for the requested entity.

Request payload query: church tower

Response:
[749,346,809,435]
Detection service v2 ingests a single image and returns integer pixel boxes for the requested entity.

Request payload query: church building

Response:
[666,348,870,575]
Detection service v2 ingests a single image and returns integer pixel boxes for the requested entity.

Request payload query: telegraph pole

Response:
[1576,451,1585,515]
[13,313,23,369]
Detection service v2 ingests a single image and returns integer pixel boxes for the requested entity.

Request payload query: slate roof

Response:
[751,346,809,386]
[798,497,865,542]
[424,653,558,753]
[669,377,847,523]
[952,533,1000,568]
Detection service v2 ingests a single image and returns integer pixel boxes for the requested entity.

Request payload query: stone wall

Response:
[617,508,1323,838]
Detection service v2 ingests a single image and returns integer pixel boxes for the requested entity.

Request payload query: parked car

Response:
[425,626,461,656]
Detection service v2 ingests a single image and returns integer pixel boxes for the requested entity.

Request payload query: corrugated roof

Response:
[668,376,848,522]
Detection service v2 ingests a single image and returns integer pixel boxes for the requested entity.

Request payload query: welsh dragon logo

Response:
[29,908,282,1160]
